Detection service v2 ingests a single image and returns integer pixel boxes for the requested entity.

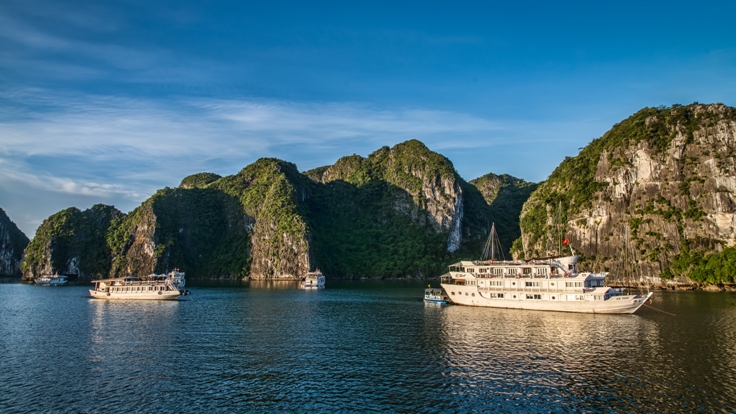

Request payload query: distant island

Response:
[2,103,735,290]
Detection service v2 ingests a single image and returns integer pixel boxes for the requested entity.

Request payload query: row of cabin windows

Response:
[449,291,602,301]
[466,267,550,275]
[110,286,166,292]
[478,280,599,289]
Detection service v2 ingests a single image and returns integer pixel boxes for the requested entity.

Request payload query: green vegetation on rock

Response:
[469,173,537,258]
[514,103,736,287]
[180,172,222,189]
[23,204,122,279]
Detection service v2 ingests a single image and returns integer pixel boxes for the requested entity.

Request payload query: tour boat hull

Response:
[88,289,186,300]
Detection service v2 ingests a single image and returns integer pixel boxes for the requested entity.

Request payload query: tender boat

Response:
[89,270,191,300]
[300,269,325,289]
[424,287,450,305]
[34,273,68,286]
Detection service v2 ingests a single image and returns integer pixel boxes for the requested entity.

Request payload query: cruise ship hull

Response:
[441,284,652,314]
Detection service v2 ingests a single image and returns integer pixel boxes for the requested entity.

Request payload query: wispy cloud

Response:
[0,88,607,237]
[0,88,516,164]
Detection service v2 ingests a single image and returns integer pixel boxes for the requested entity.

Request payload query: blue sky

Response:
[1,0,735,237]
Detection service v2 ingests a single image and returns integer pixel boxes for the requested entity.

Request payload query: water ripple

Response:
[0,282,734,412]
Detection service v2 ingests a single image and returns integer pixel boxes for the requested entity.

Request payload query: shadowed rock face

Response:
[468,173,538,259]
[516,103,736,286]
[0,208,29,277]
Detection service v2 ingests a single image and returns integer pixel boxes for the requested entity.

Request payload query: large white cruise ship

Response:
[440,254,652,314]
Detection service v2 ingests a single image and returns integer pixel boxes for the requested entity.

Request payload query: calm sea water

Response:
[0,280,734,413]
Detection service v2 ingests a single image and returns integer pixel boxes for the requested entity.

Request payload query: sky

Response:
[1,0,735,238]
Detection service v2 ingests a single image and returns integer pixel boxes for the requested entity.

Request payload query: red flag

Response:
[563,238,569,244]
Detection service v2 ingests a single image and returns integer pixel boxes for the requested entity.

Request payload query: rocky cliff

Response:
[22,204,122,280]
[107,187,249,279]
[305,140,494,278]
[210,159,312,280]
[469,173,538,259]
[0,208,29,277]
[23,140,506,280]
[514,103,736,286]
[313,140,466,252]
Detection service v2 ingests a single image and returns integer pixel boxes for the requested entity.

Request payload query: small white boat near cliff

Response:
[89,270,190,300]
[300,269,325,289]
[34,273,68,286]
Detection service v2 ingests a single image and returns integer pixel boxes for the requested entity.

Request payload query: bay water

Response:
[1,280,734,412]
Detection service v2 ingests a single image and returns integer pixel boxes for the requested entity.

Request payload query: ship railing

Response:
[478,286,588,294]
[165,280,178,291]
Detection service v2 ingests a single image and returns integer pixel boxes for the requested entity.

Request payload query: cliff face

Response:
[0,208,29,277]
[468,173,538,259]
[316,140,465,252]
[22,204,122,280]
[21,140,526,280]
[515,103,736,286]
[211,159,312,280]
[108,187,250,279]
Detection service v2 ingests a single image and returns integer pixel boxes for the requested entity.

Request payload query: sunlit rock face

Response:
[516,104,736,286]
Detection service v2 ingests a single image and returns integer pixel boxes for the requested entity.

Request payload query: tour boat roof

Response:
[91,276,141,283]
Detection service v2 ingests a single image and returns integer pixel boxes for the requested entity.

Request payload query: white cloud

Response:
[0,88,608,237]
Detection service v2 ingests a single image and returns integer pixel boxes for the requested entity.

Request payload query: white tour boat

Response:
[300,269,325,289]
[34,273,68,286]
[89,270,190,300]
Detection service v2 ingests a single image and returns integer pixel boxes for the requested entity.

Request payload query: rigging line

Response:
[642,303,676,316]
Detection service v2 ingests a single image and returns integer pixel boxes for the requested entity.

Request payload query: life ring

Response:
[107,292,110,296]
[158,291,163,295]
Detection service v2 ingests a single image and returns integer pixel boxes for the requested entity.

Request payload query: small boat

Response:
[424,286,450,305]
[34,273,68,286]
[89,270,190,300]
[300,269,325,289]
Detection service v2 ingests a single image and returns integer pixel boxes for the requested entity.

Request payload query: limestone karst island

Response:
[2,103,735,291]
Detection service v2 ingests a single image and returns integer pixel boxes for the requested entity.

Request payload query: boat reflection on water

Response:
[248,280,302,290]
[86,298,181,370]
[422,304,663,411]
